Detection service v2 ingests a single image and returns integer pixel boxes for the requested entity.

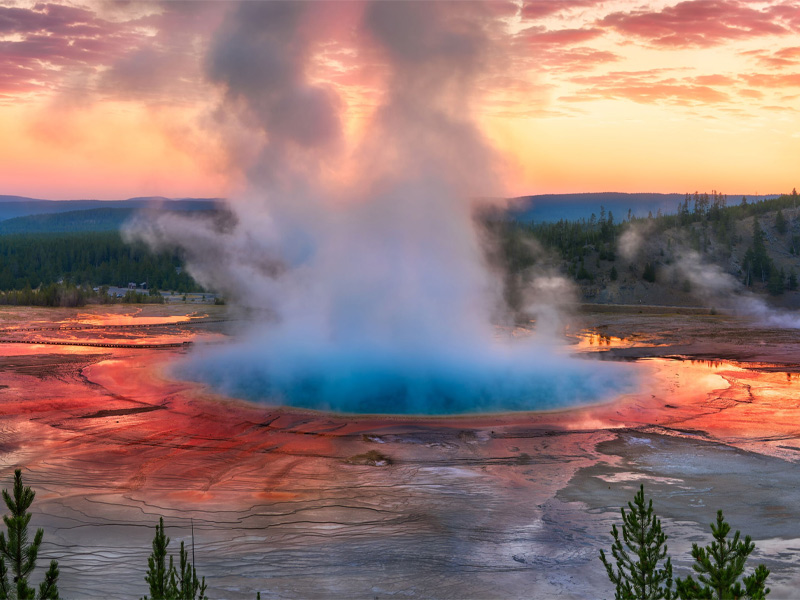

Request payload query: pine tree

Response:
[0,469,59,600]
[600,485,674,599]
[144,517,172,600]
[143,517,207,600]
[767,268,785,296]
[173,541,206,600]
[675,510,769,599]
[743,218,772,285]
[787,269,798,291]
[643,262,657,283]
[775,210,787,235]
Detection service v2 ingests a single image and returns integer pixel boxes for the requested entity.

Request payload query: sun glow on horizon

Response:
[0,0,798,199]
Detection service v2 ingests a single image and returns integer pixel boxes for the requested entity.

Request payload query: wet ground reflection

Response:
[1,306,800,598]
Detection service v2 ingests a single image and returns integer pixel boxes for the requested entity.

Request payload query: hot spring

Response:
[130,2,639,416]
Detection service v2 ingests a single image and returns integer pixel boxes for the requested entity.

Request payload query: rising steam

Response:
[670,250,800,328]
[127,2,636,415]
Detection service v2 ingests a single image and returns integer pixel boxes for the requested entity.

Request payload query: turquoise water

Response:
[180,341,638,415]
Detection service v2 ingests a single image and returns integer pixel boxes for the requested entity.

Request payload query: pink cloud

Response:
[601,0,791,48]
[522,27,603,46]
[0,2,228,102]
[513,26,616,72]
[766,2,800,30]
[521,1,598,20]
[0,3,144,95]
[539,47,619,72]
[485,1,520,18]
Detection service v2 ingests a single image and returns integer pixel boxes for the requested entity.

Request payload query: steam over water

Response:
[180,332,635,415]
[129,2,637,415]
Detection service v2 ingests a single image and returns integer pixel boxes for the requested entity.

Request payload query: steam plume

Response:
[128,2,635,414]
[669,250,800,328]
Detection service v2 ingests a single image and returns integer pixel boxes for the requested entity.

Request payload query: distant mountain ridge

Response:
[0,208,138,234]
[0,197,222,223]
[0,195,222,203]
[0,193,785,234]
[508,192,780,223]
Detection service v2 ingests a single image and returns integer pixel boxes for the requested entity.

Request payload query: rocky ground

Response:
[0,305,799,598]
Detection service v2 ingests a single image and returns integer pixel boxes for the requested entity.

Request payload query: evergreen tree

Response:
[743,218,772,285]
[775,210,787,235]
[768,268,785,296]
[787,270,798,291]
[600,485,674,600]
[173,541,207,600]
[144,517,172,600]
[577,259,592,280]
[675,510,769,599]
[0,469,59,600]
[643,263,657,283]
[143,518,207,600]
[610,265,618,281]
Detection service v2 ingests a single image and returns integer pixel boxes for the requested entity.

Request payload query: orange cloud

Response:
[566,70,732,105]
[600,0,792,48]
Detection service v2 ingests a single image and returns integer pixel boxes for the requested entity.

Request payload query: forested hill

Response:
[497,190,800,309]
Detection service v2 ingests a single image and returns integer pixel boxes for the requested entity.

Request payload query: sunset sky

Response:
[1,0,798,200]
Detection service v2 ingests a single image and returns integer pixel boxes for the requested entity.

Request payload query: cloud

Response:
[567,69,732,105]
[741,45,800,68]
[740,72,800,88]
[543,47,619,72]
[739,88,765,99]
[521,0,599,21]
[97,3,225,104]
[766,1,800,30]
[521,26,603,46]
[0,3,140,95]
[0,2,226,104]
[692,74,738,86]
[600,0,791,48]
[510,25,618,73]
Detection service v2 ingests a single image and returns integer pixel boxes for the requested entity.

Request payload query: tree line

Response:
[0,284,167,308]
[0,232,201,294]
